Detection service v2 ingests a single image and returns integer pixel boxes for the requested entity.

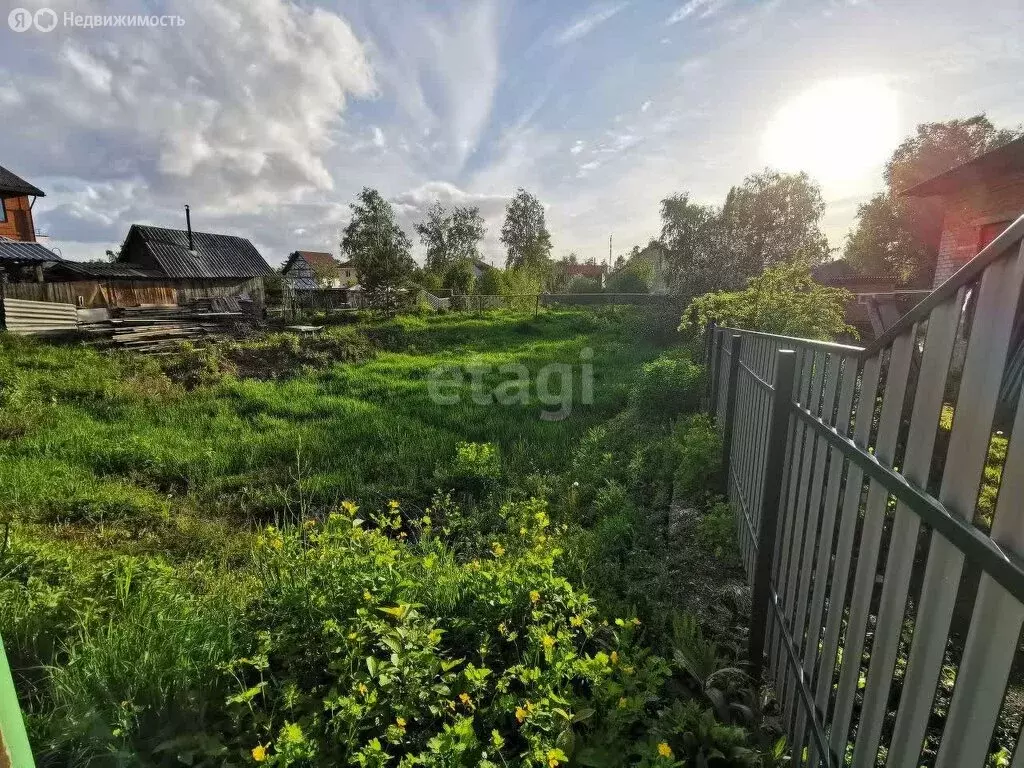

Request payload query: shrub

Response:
[629,354,704,422]
[681,261,856,341]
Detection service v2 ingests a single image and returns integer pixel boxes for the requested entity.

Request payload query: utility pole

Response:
[608,234,613,271]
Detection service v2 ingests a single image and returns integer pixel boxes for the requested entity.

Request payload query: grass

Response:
[0,311,655,549]
[0,308,762,766]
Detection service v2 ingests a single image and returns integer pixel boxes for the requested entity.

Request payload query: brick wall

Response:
[932,171,1024,287]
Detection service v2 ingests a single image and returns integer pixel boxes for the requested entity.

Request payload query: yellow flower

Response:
[498,621,508,635]
[303,518,317,528]
[388,499,400,510]
[251,745,267,762]
[657,743,673,758]
[363,590,372,602]
[617,697,628,708]
[530,590,541,604]
[270,536,283,551]
[358,683,368,696]
[491,542,505,557]
[570,614,584,627]
[542,635,555,650]
[341,500,358,514]
[515,701,533,722]
[459,692,472,705]
[547,749,562,768]
[396,717,407,729]
[610,651,619,665]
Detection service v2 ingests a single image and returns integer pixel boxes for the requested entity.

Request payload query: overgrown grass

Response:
[0,309,767,766]
[0,311,651,544]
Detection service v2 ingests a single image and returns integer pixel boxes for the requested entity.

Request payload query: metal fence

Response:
[705,213,1024,767]
[0,297,79,335]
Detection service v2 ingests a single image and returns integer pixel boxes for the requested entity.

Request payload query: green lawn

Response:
[0,311,657,544]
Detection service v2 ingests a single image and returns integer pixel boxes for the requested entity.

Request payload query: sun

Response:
[761,76,900,186]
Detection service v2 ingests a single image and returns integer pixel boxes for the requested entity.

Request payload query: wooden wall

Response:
[0,196,36,242]
[2,277,264,308]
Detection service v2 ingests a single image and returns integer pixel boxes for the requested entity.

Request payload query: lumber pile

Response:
[82,299,254,353]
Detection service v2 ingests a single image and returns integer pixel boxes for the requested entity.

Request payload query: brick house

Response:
[0,164,45,243]
[905,136,1024,288]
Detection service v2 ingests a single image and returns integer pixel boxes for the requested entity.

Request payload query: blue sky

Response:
[1,0,1022,266]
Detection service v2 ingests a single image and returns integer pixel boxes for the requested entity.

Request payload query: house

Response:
[810,260,915,339]
[0,164,45,243]
[282,250,357,289]
[115,221,273,304]
[904,136,1024,288]
[471,259,495,280]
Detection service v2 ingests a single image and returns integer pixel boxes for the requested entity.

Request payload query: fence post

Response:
[719,334,743,493]
[749,348,797,682]
[0,632,34,767]
[709,327,725,415]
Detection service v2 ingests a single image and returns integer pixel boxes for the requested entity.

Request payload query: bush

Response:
[681,261,856,340]
[629,354,704,422]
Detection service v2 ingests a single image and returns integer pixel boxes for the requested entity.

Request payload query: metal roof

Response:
[0,165,45,197]
[0,239,62,263]
[127,224,273,279]
[47,260,164,279]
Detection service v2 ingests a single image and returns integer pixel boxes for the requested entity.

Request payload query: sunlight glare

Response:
[761,76,900,186]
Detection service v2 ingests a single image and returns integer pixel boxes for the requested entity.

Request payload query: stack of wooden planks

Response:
[80,301,252,353]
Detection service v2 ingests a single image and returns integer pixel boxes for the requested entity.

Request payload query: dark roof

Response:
[0,165,45,197]
[0,239,61,263]
[904,137,1024,198]
[812,260,897,287]
[47,260,164,279]
[124,224,272,279]
[293,250,340,272]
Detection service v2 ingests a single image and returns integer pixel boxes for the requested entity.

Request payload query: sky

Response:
[1,0,1022,267]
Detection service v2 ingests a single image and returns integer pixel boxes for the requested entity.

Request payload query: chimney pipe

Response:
[185,204,194,250]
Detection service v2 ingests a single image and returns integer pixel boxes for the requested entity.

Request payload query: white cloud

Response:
[2,0,376,261]
[556,2,629,45]
[666,0,728,25]
[640,100,653,113]
[570,140,585,155]
[372,127,387,149]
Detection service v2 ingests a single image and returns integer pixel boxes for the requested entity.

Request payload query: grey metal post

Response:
[749,348,797,681]
[720,334,743,493]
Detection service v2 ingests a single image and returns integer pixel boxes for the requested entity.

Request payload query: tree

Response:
[606,261,651,293]
[844,192,932,284]
[341,188,415,309]
[659,194,729,297]
[845,115,1021,286]
[415,203,486,273]
[720,170,830,280]
[500,188,552,270]
[443,259,476,296]
[477,267,503,296]
[310,259,341,288]
[681,261,855,341]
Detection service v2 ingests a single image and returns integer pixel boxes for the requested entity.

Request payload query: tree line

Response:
[339,187,555,300]
[339,113,1020,306]
[656,114,1021,302]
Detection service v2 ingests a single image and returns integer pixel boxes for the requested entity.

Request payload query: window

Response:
[978,220,1012,252]
[0,198,6,224]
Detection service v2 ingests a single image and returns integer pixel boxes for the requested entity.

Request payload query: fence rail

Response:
[706,214,1024,767]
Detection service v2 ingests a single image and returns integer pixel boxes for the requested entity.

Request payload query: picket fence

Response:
[705,213,1024,767]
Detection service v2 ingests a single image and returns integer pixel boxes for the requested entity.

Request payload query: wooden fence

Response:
[705,213,1024,766]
